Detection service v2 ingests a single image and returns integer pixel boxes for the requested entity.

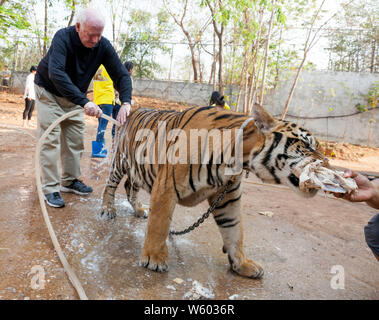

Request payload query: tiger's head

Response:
[245,103,328,198]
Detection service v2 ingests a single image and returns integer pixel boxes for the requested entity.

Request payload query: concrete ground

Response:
[0,93,378,300]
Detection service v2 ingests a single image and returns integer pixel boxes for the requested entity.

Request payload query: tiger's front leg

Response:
[210,178,264,279]
[124,178,148,218]
[100,184,118,220]
[100,144,126,220]
[139,175,177,272]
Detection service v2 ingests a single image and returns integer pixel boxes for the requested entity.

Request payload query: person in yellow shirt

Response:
[209,91,230,110]
[92,64,116,157]
[112,61,134,138]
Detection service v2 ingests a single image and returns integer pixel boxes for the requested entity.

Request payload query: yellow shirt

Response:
[211,103,230,110]
[93,65,115,105]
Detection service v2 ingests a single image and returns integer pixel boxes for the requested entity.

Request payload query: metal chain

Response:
[169,178,235,236]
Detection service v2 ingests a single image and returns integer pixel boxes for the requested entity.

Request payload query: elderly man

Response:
[35,8,132,208]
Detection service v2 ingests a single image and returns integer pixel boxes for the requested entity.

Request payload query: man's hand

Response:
[334,170,379,210]
[335,170,374,202]
[116,102,131,125]
[84,101,102,118]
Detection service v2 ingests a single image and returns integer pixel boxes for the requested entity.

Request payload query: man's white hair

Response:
[76,8,105,27]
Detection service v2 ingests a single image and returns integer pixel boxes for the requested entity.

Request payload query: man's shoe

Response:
[61,179,93,195]
[45,192,65,208]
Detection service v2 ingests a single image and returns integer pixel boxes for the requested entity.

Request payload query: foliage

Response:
[355,81,379,112]
[119,9,172,79]
[366,81,378,107]
[0,1,30,41]
[326,0,379,73]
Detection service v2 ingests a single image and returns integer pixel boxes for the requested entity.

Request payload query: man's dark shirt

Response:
[364,213,379,257]
[35,26,132,107]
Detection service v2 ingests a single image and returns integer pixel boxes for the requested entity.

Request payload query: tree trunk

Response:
[197,46,203,83]
[281,58,306,120]
[236,85,243,112]
[11,38,19,89]
[243,68,249,114]
[207,0,224,93]
[209,59,216,85]
[43,0,48,56]
[281,0,328,119]
[229,39,237,86]
[274,26,283,89]
[19,46,26,71]
[164,0,199,83]
[189,44,198,82]
[258,1,275,105]
[236,47,249,112]
[168,44,174,81]
[217,26,224,94]
[209,32,217,88]
[370,38,376,73]
[247,6,264,112]
[180,27,198,82]
[67,0,75,27]
[248,57,263,115]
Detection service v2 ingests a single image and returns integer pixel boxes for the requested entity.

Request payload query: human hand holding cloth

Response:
[334,170,379,209]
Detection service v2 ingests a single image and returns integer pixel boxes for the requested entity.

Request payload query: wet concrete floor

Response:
[0,124,378,300]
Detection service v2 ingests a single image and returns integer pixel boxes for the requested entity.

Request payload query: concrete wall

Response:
[11,71,379,146]
[132,78,240,107]
[263,71,379,147]
[133,72,379,147]
[10,72,28,95]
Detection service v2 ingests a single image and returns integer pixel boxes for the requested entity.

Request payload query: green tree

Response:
[0,1,30,41]
[326,0,378,73]
[164,0,211,83]
[216,0,288,112]
[119,9,171,79]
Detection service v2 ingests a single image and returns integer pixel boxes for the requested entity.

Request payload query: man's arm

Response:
[102,44,132,105]
[102,42,132,124]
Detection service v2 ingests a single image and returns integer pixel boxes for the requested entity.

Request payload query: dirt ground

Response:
[0,91,378,300]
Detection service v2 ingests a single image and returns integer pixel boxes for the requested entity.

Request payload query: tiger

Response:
[100,103,327,279]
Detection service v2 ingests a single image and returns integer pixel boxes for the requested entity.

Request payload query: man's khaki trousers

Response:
[35,84,85,194]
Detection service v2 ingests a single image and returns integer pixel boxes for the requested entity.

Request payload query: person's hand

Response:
[27,97,32,101]
[334,170,374,202]
[116,102,131,125]
[84,101,102,118]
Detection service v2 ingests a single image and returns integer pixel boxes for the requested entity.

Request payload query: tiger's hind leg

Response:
[139,171,177,272]
[209,178,264,279]
[124,178,148,218]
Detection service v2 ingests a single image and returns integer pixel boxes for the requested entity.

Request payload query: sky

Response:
[24,0,346,77]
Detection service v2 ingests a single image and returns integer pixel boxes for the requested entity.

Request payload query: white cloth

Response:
[24,73,36,100]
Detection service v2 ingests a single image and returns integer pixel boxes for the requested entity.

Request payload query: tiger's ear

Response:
[252,103,277,133]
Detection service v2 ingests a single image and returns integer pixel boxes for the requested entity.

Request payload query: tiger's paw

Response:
[99,207,117,220]
[139,252,169,272]
[230,256,264,279]
[134,202,149,219]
